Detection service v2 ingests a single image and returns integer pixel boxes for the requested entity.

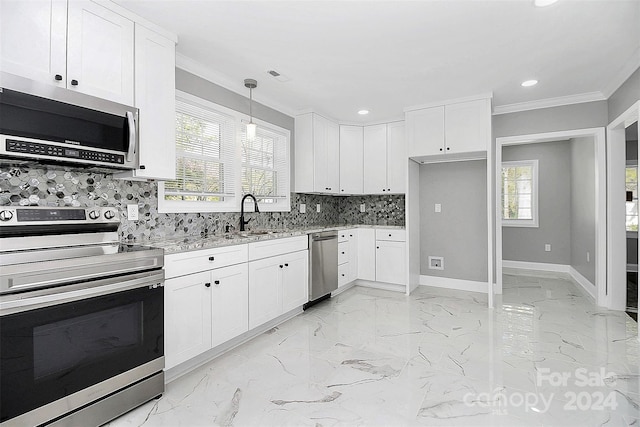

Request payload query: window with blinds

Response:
[241,125,289,208]
[158,91,291,213]
[501,159,539,227]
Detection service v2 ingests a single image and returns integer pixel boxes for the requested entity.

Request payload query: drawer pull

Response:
[389,234,392,237]
[341,252,345,254]
[341,273,345,277]
[214,280,220,285]
[208,256,215,261]
[285,263,289,267]
[205,282,211,288]
[279,265,283,268]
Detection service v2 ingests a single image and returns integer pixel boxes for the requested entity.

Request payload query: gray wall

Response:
[608,67,640,123]
[570,136,597,285]
[419,160,488,282]
[493,101,608,139]
[502,141,571,265]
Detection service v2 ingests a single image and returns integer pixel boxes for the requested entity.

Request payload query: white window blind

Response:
[161,95,236,211]
[241,125,289,209]
[501,160,539,227]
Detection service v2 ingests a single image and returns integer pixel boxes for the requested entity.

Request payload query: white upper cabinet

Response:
[386,121,406,193]
[363,124,387,194]
[0,0,135,105]
[66,1,134,105]
[0,0,67,86]
[115,23,176,180]
[363,122,406,194]
[295,112,339,194]
[339,125,364,194]
[405,97,491,160]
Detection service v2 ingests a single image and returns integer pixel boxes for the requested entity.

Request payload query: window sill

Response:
[627,231,638,239]
[502,220,539,228]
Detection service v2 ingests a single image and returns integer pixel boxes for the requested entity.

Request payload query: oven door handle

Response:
[0,270,164,316]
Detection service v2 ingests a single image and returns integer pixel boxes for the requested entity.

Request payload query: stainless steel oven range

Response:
[0,206,164,427]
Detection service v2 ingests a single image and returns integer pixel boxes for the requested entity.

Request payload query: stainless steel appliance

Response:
[0,73,139,170]
[0,206,164,427]
[305,230,338,309]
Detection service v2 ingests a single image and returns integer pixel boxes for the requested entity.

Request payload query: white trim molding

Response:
[419,275,488,294]
[502,260,569,273]
[569,267,596,301]
[601,52,640,98]
[404,93,493,113]
[493,92,606,115]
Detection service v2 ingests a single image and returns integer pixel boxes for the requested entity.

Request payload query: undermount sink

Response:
[235,229,288,238]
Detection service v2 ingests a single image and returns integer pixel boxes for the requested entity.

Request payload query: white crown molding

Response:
[493,91,607,115]
[602,49,640,98]
[404,92,493,113]
[101,1,177,42]
[338,116,405,127]
[175,53,297,117]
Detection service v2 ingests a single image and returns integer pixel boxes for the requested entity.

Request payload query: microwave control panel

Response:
[6,139,125,165]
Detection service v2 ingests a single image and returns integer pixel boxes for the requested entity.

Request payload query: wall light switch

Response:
[544,244,551,252]
[435,203,441,213]
[299,203,306,213]
[316,203,321,213]
[127,204,139,221]
[360,203,366,213]
[587,251,590,263]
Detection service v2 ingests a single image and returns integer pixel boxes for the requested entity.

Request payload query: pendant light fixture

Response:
[244,78,257,141]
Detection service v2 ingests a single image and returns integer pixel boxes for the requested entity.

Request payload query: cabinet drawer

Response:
[338,229,356,242]
[248,235,308,261]
[338,241,349,265]
[375,229,406,242]
[338,262,350,287]
[165,244,249,279]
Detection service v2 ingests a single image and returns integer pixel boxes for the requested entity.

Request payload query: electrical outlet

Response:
[316,203,321,213]
[360,203,366,213]
[126,204,139,221]
[428,256,444,270]
[435,203,441,213]
[299,203,306,214]
[545,244,551,252]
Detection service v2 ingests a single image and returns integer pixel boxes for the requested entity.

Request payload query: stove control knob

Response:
[104,210,116,220]
[88,210,101,220]
[0,210,14,221]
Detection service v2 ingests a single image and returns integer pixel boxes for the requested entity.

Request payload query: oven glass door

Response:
[0,284,163,423]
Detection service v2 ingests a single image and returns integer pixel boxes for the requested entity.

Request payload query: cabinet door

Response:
[66,0,134,105]
[130,24,176,179]
[444,99,491,154]
[165,272,212,369]
[326,120,340,194]
[294,113,314,193]
[357,228,376,281]
[211,264,249,348]
[347,232,358,282]
[405,106,444,157]
[248,257,282,329]
[363,124,388,194]
[0,0,66,86]
[281,250,309,312]
[375,240,406,285]
[339,126,364,194]
[312,114,329,192]
[386,122,406,194]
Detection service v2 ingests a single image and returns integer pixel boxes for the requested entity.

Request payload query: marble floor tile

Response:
[108,273,639,427]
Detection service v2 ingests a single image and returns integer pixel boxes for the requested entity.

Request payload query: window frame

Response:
[158,91,291,213]
[501,159,539,228]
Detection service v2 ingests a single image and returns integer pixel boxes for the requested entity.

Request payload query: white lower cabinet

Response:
[337,229,358,287]
[249,249,308,330]
[165,263,248,369]
[356,228,406,286]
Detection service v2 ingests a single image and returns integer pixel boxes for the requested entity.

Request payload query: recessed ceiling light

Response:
[358,110,369,115]
[521,79,538,87]
[534,0,558,7]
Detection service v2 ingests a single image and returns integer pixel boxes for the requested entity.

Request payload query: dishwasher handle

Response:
[312,235,338,242]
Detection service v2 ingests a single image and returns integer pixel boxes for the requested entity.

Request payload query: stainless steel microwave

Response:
[0,75,139,170]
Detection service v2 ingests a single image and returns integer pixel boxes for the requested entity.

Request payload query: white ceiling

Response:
[115,0,640,123]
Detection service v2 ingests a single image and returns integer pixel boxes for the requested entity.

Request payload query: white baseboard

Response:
[569,266,596,300]
[419,275,489,294]
[501,260,596,301]
[355,280,405,293]
[502,260,570,273]
[332,281,356,296]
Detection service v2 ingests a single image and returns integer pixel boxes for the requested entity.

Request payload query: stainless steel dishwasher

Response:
[304,230,338,309]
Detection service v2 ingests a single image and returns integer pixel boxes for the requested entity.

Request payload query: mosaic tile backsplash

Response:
[0,165,404,241]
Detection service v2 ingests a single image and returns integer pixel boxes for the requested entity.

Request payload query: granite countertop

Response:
[133,224,405,254]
